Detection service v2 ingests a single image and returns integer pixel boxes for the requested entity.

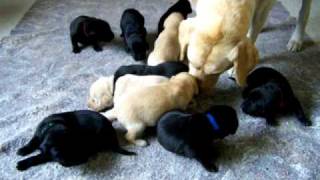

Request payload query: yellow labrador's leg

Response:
[125,123,147,147]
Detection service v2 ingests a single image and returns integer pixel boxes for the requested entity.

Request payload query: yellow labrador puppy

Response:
[102,72,198,146]
[147,13,184,66]
[88,75,168,111]
[88,76,114,112]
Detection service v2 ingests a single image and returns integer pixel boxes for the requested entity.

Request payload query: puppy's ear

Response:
[227,38,259,87]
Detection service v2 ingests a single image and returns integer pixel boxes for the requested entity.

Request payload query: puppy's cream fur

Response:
[103,72,198,146]
[88,76,114,112]
[88,75,168,111]
[113,75,169,103]
[185,0,258,88]
[148,13,184,66]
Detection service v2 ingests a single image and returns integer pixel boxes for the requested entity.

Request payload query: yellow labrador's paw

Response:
[287,39,303,52]
[134,139,148,147]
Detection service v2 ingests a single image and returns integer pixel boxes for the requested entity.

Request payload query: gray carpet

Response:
[0,0,320,179]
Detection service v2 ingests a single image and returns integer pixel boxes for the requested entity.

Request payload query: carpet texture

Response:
[0,0,320,179]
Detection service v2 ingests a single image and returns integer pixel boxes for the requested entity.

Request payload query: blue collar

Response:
[206,113,219,131]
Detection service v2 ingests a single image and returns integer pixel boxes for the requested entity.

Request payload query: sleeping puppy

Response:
[16,110,135,171]
[88,75,168,111]
[186,0,258,92]
[70,16,114,53]
[241,67,312,126]
[113,61,188,92]
[103,72,199,146]
[157,0,192,35]
[120,9,149,61]
[88,76,114,112]
[148,13,184,66]
[157,105,238,172]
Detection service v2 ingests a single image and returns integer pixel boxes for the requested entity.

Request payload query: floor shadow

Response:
[213,129,276,167]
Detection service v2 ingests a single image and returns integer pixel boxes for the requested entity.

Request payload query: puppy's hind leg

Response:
[194,147,218,172]
[17,136,40,156]
[16,153,50,171]
[287,0,312,52]
[125,123,148,147]
[290,97,312,126]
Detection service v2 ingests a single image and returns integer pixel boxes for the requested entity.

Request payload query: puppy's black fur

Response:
[157,105,238,172]
[157,0,192,35]
[120,9,149,61]
[70,16,114,53]
[241,67,312,126]
[16,110,135,171]
[113,62,188,94]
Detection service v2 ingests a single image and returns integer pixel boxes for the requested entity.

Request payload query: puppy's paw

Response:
[287,39,303,52]
[201,162,218,172]
[16,161,29,171]
[300,119,312,126]
[17,147,29,156]
[134,139,148,147]
[266,119,278,126]
[72,48,81,54]
[93,46,103,52]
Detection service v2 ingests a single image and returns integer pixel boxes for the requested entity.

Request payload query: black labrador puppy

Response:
[157,0,192,35]
[16,110,135,171]
[70,16,114,53]
[113,61,188,94]
[241,67,312,126]
[157,105,239,172]
[120,9,149,61]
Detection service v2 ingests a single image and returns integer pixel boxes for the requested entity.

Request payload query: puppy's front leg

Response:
[125,124,148,147]
[265,115,278,126]
[17,137,40,156]
[71,35,81,53]
[287,0,312,52]
[16,153,50,171]
[93,42,103,52]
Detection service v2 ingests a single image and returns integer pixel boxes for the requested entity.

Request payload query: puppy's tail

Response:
[112,146,136,156]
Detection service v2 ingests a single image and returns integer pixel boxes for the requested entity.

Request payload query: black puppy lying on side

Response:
[113,61,188,93]
[157,0,192,35]
[120,9,149,61]
[16,110,135,171]
[157,105,239,172]
[241,67,312,126]
[70,16,114,53]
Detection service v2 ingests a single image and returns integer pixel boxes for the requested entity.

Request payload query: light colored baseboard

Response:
[0,0,37,40]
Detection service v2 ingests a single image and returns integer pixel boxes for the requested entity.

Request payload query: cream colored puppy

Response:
[179,17,195,61]
[103,72,198,146]
[88,76,114,112]
[147,13,184,66]
[88,75,168,111]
